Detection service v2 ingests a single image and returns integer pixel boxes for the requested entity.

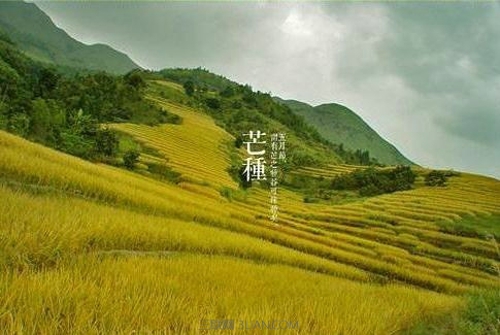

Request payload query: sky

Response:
[34,1,500,179]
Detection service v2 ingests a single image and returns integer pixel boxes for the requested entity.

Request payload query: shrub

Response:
[303,196,320,203]
[124,70,146,90]
[94,127,119,157]
[331,166,416,196]
[183,80,195,96]
[220,187,234,201]
[146,163,181,183]
[359,184,381,197]
[425,170,448,186]
[123,149,140,170]
[205,97,221,109]
[158,108,182,125]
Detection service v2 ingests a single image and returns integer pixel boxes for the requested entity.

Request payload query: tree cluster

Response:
[160,68,382,169]
[424,170,453,187]
[331,166,416,196]
[0,35,171,161]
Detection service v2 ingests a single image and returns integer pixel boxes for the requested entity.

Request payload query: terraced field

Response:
[295,164,362,178]
[112,97,238,190]
[1,86,499,334]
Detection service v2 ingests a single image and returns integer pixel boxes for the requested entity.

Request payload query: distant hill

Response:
[279,99,413,166]
[0,1,140,74]
[158,68,414,167]
[156,68,345,167]
[2,4,500,333]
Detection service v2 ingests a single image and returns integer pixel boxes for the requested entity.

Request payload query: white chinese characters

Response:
[241,130,285,223]
[242,131,267,182]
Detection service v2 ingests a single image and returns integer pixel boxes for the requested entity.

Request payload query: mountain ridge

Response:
[278,98,414,166]
[0,1,413,167]
[0,1,140,74]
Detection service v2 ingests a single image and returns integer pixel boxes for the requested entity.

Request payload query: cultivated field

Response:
[0,87,499,334]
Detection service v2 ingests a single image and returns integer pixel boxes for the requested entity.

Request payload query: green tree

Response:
[205,97,221,109]
[7,113,30,136]
[124,70,146,90]
[234,136,243,148]
[94,127,119,157]
[59,131,93,158]
[425,170,448,186]
[238,165,252,189]
[331,166,416,196]
[220,86,235,97]
[67,109,97,137]
[183,80,195,96]
[36,67,60,98]
[29,98,65,144]
[0,101,8,129]
[123,149,140,169]
[57,109,98,158]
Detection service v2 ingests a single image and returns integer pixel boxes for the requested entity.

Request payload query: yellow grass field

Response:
[1,84,499,334]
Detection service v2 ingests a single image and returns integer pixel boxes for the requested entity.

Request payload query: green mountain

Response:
[0,1,140,74]
[158,68,343,167]
[279,99,414,166]
[0,0,411,168]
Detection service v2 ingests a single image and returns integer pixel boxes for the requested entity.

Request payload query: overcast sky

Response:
[34,1,500,179]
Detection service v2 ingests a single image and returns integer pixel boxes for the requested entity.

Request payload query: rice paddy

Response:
[0,82,499,334]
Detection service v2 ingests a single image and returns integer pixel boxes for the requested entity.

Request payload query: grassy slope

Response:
[155,70,344,167]
[112,97,238,190]
[280,99,413,166]
[0,2,139,74]
[1,81,499,333]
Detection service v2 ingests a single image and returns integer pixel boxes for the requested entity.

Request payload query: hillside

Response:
[159,69,413,166]
[1,92,500,332]
[280,99,413,166]
[0,1,140,74]
[156,68,345,167]
[0,20,499,334]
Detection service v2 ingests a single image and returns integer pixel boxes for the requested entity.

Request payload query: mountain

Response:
[2,73,500,333]
[0,1,140,74]
[279,99,413,166]
[158,68,345,167]
[1,9,500,333]
[0,0,411,166]
[0,11,500,335]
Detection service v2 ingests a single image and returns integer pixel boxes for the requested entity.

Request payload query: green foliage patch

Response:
[405,289,500,335]
[331,166,416,196]
[0,37,180,163]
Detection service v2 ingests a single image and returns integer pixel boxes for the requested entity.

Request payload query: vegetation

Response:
[0,2,139,74]
[182,79,195,96]
[405,289,500,334]
[145,162,181,184]
[436,214,500,240]
[0,27,499,335]
[1,93,500,332]
[425,169,459,187]
[331,166,416,196]
[281,99,413,166]
[0,35,179,163]
[94,126,119,158]
[123,149,140,169]
[334,143,380,166]
[160,68,372,168]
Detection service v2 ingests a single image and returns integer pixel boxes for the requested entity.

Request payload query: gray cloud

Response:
[371,3,500,155]
[34,1,500,178]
